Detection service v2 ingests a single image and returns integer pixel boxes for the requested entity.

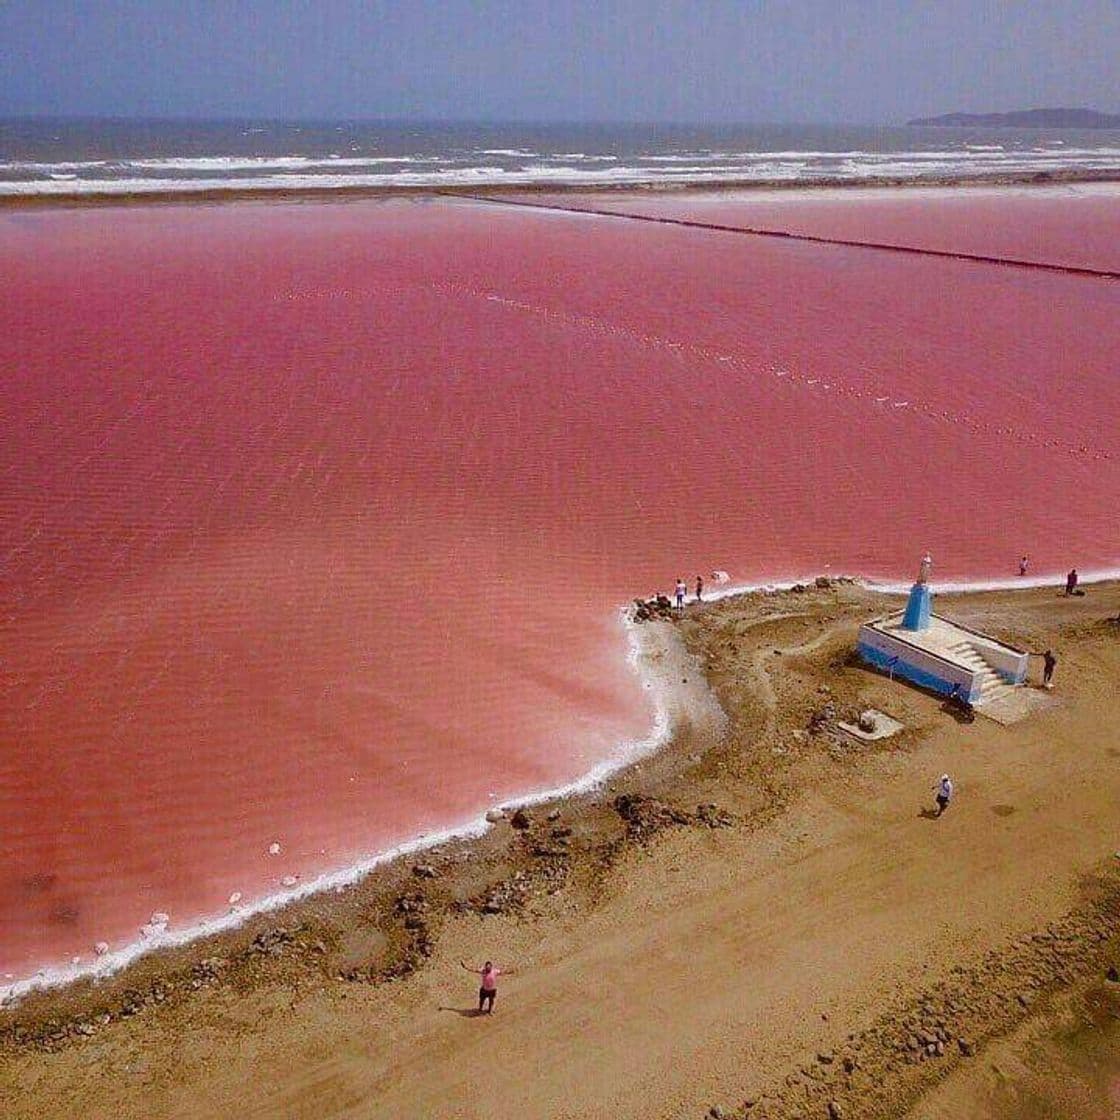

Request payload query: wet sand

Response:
[3,581,1119,1119]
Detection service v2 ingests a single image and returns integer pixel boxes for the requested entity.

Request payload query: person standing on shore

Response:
[461,959,513,1015]
[1019,556,1029,577]
[1066,568,1079,596]
[675,578,686,610]
[1042,649,1057,689]
[934,774,953,817]
[695,574,703,602]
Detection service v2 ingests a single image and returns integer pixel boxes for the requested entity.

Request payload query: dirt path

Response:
[5,592,1119,1120]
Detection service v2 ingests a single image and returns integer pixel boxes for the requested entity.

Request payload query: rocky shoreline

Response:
[3,579,1118,1119]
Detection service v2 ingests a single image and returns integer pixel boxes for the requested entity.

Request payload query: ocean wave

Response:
[1,154,444,175]
[1,146,1118,197]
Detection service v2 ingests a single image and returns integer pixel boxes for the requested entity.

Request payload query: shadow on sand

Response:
[439,1006,489,1018]
[917,806,942,821]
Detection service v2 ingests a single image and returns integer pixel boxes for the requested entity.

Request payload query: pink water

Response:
[1,192,1118,983]
[509,183,1120,272]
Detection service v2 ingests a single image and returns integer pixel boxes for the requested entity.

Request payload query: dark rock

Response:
[612,793,690,839]
[815,576,833,589]
[510,809,533,831]
[696,803,735,829]
[411,863,439,879]
[808,704,837,733]
[958,1037,974,1057]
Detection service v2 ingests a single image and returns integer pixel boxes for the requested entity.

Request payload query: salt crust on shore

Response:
[3,569,1115,1006]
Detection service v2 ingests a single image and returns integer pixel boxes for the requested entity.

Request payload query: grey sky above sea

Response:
[2,1,1118,124]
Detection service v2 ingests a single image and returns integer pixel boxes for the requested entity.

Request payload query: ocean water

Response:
[1,118,1119,196]
[1,184,1118,993]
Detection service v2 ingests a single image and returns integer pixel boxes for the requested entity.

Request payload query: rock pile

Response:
[808,703,837,734]
[613,793,735,839]
[612,793,692,840]
[632,596,675,623]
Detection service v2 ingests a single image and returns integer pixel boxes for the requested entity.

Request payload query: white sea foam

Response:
[0,601,674,1004]
[3,144,1118,197]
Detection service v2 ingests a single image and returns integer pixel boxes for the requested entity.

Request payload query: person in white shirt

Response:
[675,579,687,610]
[935,774,953,817]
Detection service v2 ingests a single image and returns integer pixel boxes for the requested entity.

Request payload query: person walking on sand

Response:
[1019,555,1029,577]
[1042,649,1057,689]
[695,574,704,602]
[934,774,953,817]
[461,959,513,1014]
[675,578,686,611]
[1066,568,1079,596]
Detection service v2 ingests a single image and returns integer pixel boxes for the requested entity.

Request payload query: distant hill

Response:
[908,108,1120,129]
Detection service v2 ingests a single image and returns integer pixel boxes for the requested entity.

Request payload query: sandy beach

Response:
[3,579,1118,1119]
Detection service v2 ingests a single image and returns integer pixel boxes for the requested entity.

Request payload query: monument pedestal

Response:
[902,582,932,631]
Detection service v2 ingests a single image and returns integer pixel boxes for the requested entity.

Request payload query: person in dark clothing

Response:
[934,774,953,817]
[1066,568,1079,596]
[695,574,703,602]
[1042,649,1057,688]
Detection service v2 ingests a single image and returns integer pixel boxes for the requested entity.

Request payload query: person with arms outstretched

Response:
[461,959,514,1014]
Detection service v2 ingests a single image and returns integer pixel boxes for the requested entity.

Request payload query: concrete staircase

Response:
[946,640,1017,706]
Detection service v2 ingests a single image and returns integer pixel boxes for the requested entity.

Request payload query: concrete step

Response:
[976,682,1016,706]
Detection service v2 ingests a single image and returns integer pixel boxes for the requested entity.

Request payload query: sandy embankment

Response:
[2,582,1119,1119]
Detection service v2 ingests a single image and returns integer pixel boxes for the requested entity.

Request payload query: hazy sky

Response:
[2,1,1118,123]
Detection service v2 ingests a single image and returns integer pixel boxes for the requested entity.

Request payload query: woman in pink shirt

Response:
[461,959,514,1014]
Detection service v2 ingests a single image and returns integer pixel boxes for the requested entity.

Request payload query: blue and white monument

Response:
[901,552,934,631]
[858,552,1029,707]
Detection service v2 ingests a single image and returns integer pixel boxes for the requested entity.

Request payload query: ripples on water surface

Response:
[0,185,1118,984]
